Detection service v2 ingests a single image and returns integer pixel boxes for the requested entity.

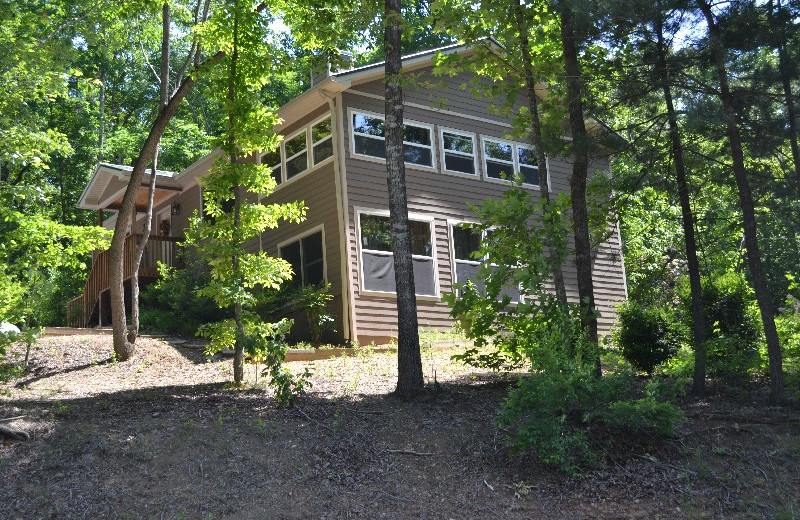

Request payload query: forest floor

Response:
[1,334,799,519]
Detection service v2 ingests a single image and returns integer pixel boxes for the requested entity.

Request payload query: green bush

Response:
[500,367,682,475]
[253,283,337,346]
[698,272,762,380]
[614,301,682,374]
[140,252,231,336]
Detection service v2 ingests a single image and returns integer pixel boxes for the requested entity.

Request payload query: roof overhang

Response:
[77,163,181,212]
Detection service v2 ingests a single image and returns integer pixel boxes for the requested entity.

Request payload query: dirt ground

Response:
[1,335,799,519]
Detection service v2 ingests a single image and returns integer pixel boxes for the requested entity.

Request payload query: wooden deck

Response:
[67,234,182,328]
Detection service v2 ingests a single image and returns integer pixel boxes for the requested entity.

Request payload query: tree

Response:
[697,0,785,403]
[107,0,221,361]
[186,0,307,389]
[385,0,425,398]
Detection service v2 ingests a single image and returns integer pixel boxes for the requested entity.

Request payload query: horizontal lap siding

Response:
[342,71,627,342]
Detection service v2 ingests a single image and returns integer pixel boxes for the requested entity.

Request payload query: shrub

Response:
[140,252,231,336]
[614,301,682,374]
[697,272,762,380]
[254,283,337,346]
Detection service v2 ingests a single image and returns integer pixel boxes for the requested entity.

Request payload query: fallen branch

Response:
[685,412,800,424]
[387,449,434,456]
[342,406,384,415]
[0,424,30,441]
[296,407,334,434]
[0,415,27,423]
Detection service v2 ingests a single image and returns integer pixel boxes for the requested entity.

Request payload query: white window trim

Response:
[447,219,522,303]
[284,127,310,180]
[480,135,541,189]
[276,224,328,287]
[438,127,479,178]
[310,114,334,167]
[348,108,437,172]
[258,112,335,200]
[355,207,440,300]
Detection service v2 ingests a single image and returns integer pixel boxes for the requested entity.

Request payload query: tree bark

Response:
[130,1,171,344]
[513,0,569,315]
[108,50,224,361]
[654,15,707,395]
[385,0,423,398]
[698,0,784,404]
[559,4,600,375]
[229,0,245,385]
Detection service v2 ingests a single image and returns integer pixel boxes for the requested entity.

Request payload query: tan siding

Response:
[341,71,627,343]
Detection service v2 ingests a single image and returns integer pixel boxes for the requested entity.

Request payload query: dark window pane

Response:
[304,260,324,286]
[353,113,384,136]
[354,135,385,158]
[404,145,432,166]
[518,146,537,166]
[484,140,512,161]
[444,153,475,174]
[271,165,282,185]
[453,226,480,260]
[360,214,392,252]
[443,132,473,154]
[409,220,432,257]
[312,117,331,141]
[286,152,307,178]
[403,124,431,146]
[313,139,333,164]
[262,149,280,167]
[412,257,436,295]
[486,160,512,180]
[302,232,323,265]
[280,241,302,288]
[520,165,539,186]
[285,133,307,157]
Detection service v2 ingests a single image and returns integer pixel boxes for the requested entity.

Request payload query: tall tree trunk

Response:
[129,1,170,344]
[229,0,245,385]
[108,49,224,360]
[559,4,600,375]
[385,0,423,398]
[513,0,569,316]
[99,67,105,162]
[778,43,800,189]
[655,16,707,395]
[698,0,784,404]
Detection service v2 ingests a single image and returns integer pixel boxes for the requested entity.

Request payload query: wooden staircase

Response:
[67,234,182,327]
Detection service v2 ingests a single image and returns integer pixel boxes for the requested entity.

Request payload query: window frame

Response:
[438,127,478,178]
[480,136,541,188]
[355,207,440,299]
[447,219,522,303]
[283,126,310,181]
[348,108,437,171]
[276,224,327,288]
[310,114,334,167]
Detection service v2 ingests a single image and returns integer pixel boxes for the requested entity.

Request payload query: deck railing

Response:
[67,234,182,327]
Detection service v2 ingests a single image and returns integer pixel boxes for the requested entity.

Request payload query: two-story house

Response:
[71,42,628,345]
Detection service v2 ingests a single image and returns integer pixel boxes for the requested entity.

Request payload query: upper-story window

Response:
[285,131,308,180]
[311,116,333,165]
[440,129,477,176]
[262,148,281,186]
[483,138,540,187]
[351,111,434,168]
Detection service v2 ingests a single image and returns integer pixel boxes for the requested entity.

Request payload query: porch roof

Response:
[77,162,181,212]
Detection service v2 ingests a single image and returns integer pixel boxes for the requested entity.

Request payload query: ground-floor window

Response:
[449,222,520,301]
[357,211,437,296]
[279,227,325,288]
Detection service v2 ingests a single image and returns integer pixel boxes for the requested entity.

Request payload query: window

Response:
[483,138,540,187]
[311,117,333,165]
[450,223,520,301]
[279,230,325,288]
[440,129,476,175]
[351,111,434,167]
[284,131,308,180]
[358,212,436,296]
[262,148,282,186]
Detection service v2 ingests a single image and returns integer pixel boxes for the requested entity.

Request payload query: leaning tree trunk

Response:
[108,50,224,360]
[385,0,423,398]
[699,0,784,404]
[655,18,707,395]
[129,2,171,343]
[513,0,569,315]
[559,4,600,375]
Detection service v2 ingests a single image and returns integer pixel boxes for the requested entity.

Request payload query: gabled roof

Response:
[77,162,180,211]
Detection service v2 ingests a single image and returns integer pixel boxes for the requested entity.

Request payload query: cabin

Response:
[70,42,628,345]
